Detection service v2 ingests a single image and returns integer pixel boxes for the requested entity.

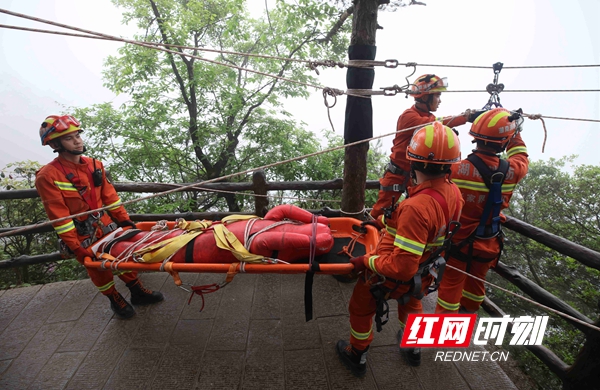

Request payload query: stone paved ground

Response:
[0,272,518,390]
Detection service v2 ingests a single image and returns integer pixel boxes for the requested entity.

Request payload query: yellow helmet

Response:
[39,115,82,146]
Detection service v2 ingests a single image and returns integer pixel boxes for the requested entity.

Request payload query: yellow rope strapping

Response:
[221,214,261,224]
[212,224,265,263]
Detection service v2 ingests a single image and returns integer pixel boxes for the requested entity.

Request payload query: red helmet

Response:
[407,121,461,164]
[469,108,517,145]
[410,74,448,99]
[39,115,82,146]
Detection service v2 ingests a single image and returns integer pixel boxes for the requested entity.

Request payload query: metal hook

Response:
[404,62,417,89]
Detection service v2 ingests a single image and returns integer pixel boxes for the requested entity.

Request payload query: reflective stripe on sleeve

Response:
[54,181,77,191]
[507,146,527,157]
[105,199,122,211]
[54,220,75,235]
[394,235,425,256]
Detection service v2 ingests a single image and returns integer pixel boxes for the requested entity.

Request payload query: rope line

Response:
[2,23,598,72]
[446,264,600,333]
[0,116,443,238]
[443,89,600,93]
[0,9,334,96]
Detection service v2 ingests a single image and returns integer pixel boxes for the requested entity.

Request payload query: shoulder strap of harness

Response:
[466,154,509,237]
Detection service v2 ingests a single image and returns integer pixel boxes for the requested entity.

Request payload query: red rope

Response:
[188,283,221,312]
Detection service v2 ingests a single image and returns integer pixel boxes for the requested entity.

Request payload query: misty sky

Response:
[1,0,598,174]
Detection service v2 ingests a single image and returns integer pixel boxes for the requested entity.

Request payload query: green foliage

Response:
[75,0,353,214]
[0,162,87,288]
[488,156,600,389]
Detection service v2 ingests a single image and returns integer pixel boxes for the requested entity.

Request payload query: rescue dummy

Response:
[371,74,483,218]
[95,204,334,264]
[35,115,163,319]
[337,122,464,376]
[435,108,529,314]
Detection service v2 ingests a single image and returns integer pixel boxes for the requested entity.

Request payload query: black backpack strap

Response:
[466,154,509,237]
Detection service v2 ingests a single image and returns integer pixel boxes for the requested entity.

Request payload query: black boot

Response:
[107,290,135,319]
[397,329,421,367]
[126,279,164,306]
[336,340,368,378]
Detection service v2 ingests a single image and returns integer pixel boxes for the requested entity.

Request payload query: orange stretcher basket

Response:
[83,217,380,275]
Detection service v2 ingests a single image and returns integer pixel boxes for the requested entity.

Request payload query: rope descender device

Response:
[483,62,504,110]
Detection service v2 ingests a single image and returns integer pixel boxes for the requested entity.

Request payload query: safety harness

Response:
[380,160,410,193]
[370,184,462,332]
[450,153,510,266]
[50,158,117,249]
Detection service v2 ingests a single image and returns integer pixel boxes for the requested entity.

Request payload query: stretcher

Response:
[82,205,380,318]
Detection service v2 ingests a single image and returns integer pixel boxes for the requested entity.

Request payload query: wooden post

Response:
[340,0,380,220]
[252,170,269,217]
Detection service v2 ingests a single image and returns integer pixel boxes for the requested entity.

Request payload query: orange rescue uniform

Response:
[349,177,464,351]
[371,106,467,218]
[35,155,138,294]
[436,133,529,313]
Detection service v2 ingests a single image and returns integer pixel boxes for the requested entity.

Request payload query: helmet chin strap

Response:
[416,95,432,112]
[53,142,86,155]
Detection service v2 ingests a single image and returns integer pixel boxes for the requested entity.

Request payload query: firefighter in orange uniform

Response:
[371,74,482,218]
[435,108,529,314]
[337,122,464,376]
[35,115,164,319]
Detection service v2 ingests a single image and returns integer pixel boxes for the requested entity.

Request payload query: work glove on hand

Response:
[73,246,95,263]
[119,220,137,229]
[466,109,486,123]
[350,255,368,274]
[361,219,384,231]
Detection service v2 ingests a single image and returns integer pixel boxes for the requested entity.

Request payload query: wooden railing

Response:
[0,172,598,389]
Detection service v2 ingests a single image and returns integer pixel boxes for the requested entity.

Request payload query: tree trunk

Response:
[341,0,379,219]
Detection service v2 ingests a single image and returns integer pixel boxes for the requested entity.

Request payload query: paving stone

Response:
[206,275,256,351]
[0,282,74,360]
[281,315,322,351]
[28,351,87,390]
[415,357,468,390]
[66,317,143,390]
[0,284,41,333]
[131,273,191,348]
[242,348,284,390]
[250,274,281,320]
[452,348,518,390]
[196,351,244,389]
[170,319,213,349]
[103,347,163,390]
[47,279,98,323]
[369,345,423,390]
[312,274,348,318]
[57,292,114,352]
[280,274,308,319]
[0,321,73,389]
[284,348,329,390]
[317,316,378,390]
[0,359,12,376]
[180,273,224,320]
[149,344,203,390]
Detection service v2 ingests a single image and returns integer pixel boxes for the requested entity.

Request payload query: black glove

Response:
[119,220,137,229]
[361,219,384,231]
[467,110,486,123]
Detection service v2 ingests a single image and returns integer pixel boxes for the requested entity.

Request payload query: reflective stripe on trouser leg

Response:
[348,278,377,351]
[85,267,117,295]
[460,260,494,312]
[435,257,468,313]
[97,280,115,294]
[116,270,138,285]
